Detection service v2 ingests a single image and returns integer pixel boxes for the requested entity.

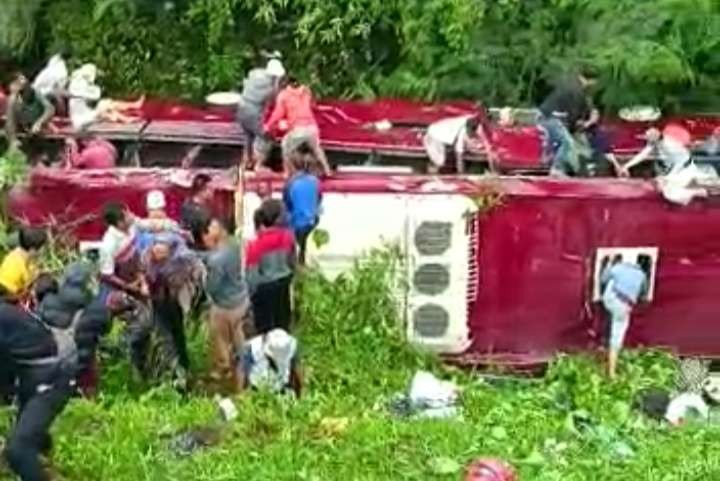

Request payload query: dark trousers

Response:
[295,225,315,266]
[5,379,74,481]
[251,277,292,334]
[154,297,190,372]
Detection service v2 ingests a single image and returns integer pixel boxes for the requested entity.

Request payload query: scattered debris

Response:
[665,393,709,426]
[167,426,223,457]
[216,396,238,422]
[386,371,461,419]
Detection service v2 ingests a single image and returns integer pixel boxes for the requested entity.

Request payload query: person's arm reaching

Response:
[620,144,654,177]
[263,92,287,133]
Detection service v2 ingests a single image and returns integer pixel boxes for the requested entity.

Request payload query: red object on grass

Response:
[465,458,518,481]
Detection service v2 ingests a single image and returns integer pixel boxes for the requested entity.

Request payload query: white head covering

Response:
[246,329,297,393]
[73,63,98,83]
[265,59,286,78]
[146,190,167,211]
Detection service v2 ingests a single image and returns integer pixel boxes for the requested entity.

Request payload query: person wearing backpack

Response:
[0,265,111,481]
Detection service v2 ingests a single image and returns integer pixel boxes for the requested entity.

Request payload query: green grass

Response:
[0,248,718,481]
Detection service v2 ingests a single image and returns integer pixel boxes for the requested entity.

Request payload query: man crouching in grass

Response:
[238,328,303,397]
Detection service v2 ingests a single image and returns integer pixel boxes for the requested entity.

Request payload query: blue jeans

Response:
[538,116,578,176]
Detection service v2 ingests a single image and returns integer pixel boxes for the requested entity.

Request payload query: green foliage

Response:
[3,0,714,112]
[0,146,29,190]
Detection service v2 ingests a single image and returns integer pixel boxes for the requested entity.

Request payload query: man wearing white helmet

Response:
[237,58,286,170]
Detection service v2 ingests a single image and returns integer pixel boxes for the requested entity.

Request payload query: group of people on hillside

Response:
[0,139,322,480]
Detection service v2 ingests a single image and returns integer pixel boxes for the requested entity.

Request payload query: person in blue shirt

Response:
[283,146,322,265]
[600,255,649,379]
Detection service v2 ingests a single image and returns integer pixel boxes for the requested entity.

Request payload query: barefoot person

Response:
[68,64,144,131]
[600,256,648,379]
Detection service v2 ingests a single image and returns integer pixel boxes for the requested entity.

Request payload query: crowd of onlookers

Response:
[0,139,322,480]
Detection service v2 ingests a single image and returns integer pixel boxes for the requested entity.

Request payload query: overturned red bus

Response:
[8,168,720,366]
[5,98,720,366]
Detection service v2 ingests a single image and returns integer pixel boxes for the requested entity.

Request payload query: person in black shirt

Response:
[0,265,111,481]
[181,173,214,248]
[538,67,599,177]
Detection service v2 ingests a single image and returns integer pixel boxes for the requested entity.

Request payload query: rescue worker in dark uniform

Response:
[0,264,111,481]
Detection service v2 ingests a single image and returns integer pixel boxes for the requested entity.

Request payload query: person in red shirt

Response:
[263,77,331,175]
[64,136,117,169]
[245,199,296,334]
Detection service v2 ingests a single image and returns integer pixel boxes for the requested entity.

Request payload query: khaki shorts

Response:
[281,125,321,160]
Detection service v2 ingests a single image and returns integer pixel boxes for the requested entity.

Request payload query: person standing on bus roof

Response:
[599,256,648,380]
[237,59,286,171]
[538,66,599,177]
[263,76,331,176]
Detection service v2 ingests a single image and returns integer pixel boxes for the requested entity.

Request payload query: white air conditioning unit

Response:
[405,195,475,353]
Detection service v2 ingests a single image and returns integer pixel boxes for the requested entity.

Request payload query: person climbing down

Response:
[263,76,331,175]
[0,226,48,304]
[238,328,303,397]
[283,148,322,265]
[599,255,648,379]
[32,47,71,113]
[200,217,254,394]
[68,63,144,131]
[236,58,286,170]
[245,199,296,334]
[423,114,481,174]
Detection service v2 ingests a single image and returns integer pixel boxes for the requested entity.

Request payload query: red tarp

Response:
[9,169,720,361]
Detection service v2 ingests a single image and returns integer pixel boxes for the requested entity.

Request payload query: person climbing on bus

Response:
[32,46,71,115]
[283,147,322,265]
[246,199,296,334]
[263,76,331,176]
[599,255,648,380]
[619,124,693,178]
[0,266,111,481]
[181,173,214,248]
[236,58,286,171]
[68,63,144,131]
[238,328,303,397]
[423,114,481,174]
[4,72,55,147]
[200,216,254,393]
[538,66,599,177]
[0,226,48,304]
[64,135,118,169]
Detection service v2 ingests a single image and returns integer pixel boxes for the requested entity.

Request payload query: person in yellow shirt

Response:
[0,227,48,303]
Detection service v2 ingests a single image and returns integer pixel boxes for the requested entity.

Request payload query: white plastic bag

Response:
[408,371,459,410]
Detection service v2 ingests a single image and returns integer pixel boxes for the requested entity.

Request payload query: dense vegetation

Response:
[1,0,719,112]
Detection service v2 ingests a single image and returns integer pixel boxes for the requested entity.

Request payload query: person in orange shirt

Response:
[263,77,331,175]
[0,227,48,303]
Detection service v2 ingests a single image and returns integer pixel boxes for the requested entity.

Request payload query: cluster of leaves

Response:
[2,0,718,111]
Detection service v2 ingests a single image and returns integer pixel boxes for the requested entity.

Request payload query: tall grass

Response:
[0,242,717,481]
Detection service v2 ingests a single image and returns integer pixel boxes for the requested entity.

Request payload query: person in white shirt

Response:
[68,64,144,131]
[32,49,70,104]
[619,124,693,177]
[423,115,481,174]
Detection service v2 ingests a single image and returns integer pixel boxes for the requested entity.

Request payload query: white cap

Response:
[265,59,286,78]
[146,190,166,211]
